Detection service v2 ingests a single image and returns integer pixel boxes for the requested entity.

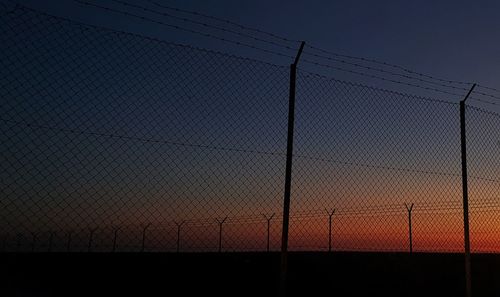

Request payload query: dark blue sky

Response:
[15,0,500,94]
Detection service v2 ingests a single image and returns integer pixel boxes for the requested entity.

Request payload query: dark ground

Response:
[3,252,500,297]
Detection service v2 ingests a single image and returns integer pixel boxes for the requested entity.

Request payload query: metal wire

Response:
[0,4,499,254]
[73,0,296,60]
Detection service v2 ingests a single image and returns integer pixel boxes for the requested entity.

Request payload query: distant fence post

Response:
[16,233,21,252]
[460,83,476,297]
[141,223,152,253]
[280,41,305,297]
[48,231,54,252]
[30,232,37,252]
[112,227,121,252]
[88,228,98,252]
[1,234,6,252]
[217,217,228,253]
[404,203,414,254]
[326,208,336,252]
[263,213,275,252]
[175,221,185,253]
[66,231,72,252]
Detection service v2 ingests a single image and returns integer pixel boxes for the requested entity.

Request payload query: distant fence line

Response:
[4,200,500,253]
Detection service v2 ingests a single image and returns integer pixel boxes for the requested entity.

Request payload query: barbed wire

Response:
[145,0,300,44]
[91,1,500,102]
[305,44,471,84]
[477,83,500,94]
[145,0,500,99]
[107,0,301,52]
[13,4,288,71]
[302,51,473,92]
[10,0,500,102]
[300,58,467,99]
[299,70,457,105]
[303,49,500,102]
[73,0,296,60]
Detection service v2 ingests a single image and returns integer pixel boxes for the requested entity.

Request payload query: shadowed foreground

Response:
[3,252,500,297]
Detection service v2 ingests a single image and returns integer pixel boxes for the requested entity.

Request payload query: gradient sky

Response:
[14,0,500,103]
[2,0,499,252]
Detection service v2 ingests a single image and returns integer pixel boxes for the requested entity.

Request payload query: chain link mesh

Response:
[467,106,500,253]
[0,6,288,252]
[292,72,463,252]
[0,5,499,255]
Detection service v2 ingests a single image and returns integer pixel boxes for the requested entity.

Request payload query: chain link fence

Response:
[467,106,500,253]
[1,4,499,255]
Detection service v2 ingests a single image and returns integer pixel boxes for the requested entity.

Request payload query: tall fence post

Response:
[404,203,414,254]
[460,83,476,297]
[280,41,305,297]
[141,223,152,253]
[326,209,335,252]
[217,217,228,253]
[263,213,275,252]
[175,221,185,253]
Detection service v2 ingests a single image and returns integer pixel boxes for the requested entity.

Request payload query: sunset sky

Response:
[1,0,499,253]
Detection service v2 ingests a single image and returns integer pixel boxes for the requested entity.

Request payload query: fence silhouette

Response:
[1,3,500,259]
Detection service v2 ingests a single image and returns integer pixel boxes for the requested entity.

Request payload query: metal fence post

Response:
[141,223,152,253]
[404,203,414,254]
[263,213,275,252]
[66,231,72,252]
[1,234,6,252]
[112,227,120,252]
[31,232,37,252]
[460,83,476,297]
[48,231,54,252]
[16,234,21,252]
[326,209,335,252]
[217,217,228,253]
[280,41,305,297]
[88,228,98,252]
[175,221,185,253]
